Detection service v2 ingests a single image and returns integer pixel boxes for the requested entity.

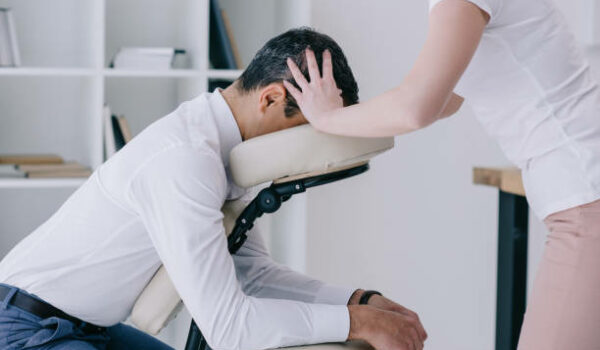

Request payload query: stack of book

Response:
[104,105,133,159]
[110,47,187,70]
[0,8,20,67]
[0,155,92,178]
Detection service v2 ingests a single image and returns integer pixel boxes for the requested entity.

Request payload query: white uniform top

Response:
[0,91,353,350]
[430,0,600,218]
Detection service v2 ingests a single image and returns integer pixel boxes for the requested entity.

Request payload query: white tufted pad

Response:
[230,125,394,188]
[130,125,394,341]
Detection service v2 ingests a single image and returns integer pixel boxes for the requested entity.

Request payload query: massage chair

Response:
[130,124,394,350]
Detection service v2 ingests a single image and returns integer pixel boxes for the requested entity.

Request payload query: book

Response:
[27,169,92,178]
[111,47,186,70]
[104,105,116,160]
[0,162,91,178]
[209,0,238,69]
[0,154,63,165]
[17,162,87,173]
[0,8,20,67]
[112,115,126,151]
[221,9,242,69]
[104,108,133,158]
[117,115,133,143]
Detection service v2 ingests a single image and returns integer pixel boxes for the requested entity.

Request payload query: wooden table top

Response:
[473,167,525,196]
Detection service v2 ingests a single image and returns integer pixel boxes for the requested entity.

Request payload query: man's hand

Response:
[348,290,427,345]
[348,305,425,350]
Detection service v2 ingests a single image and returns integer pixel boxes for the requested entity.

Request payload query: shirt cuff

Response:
[314,284,357,305]
[308,304,350,344]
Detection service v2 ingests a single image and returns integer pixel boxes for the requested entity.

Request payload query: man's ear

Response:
[258,83,287,114]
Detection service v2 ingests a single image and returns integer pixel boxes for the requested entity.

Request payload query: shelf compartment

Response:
[0,0,103,68]
[105,77,207,138]
[105,0,208,70]
[0,76,101,168]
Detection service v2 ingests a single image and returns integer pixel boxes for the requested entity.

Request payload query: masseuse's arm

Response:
[284,0,488,137]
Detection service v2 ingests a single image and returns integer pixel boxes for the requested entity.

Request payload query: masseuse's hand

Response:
[349,289,428,342]
[283,48,343,130]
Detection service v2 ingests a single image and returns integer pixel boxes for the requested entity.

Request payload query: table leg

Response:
[496,191,529,350]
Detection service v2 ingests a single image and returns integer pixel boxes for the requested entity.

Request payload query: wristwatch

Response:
[359,290,382,305]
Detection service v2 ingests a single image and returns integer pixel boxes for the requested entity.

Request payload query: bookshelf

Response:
[0,0,310,347]
[0,0,239,188]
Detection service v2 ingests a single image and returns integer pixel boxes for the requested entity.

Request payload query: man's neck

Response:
[221,82,253,141]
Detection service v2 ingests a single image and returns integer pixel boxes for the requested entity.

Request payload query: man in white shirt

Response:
[0,28,426,350]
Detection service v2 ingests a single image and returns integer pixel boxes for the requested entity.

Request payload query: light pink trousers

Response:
[518,199,600,349]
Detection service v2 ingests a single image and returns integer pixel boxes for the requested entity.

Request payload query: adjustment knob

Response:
[258,188,281,213]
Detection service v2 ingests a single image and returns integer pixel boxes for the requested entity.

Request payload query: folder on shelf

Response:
[104,105,117,159]
[111,47,186,70]
[112,115,126,151]
[117,116,133,143]
[104,106,134,160]
[209,0,240,69]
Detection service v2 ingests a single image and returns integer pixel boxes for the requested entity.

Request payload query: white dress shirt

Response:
[0,91,353,350]
[430,0,600,218]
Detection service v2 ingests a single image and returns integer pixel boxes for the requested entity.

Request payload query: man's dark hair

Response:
[237,27,359,117]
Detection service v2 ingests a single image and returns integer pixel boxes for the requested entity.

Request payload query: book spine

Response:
[6,8,20,66]
[104,105,116,160]
[0,10,12,66]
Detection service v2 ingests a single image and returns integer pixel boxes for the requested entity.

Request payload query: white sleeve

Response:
[429,0,496,18]
[233,227,356,305]
[129,146,350,350]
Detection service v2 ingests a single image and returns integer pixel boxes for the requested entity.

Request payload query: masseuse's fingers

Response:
[322,49,335,81]
[286,58,309,90]
[305,48,322,82]
[283,80,302,102]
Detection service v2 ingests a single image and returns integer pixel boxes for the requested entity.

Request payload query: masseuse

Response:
[285,0,600,349]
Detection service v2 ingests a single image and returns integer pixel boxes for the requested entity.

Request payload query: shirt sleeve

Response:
[233,227,356,305]
[429,0,496,19]
[128,145,350,350]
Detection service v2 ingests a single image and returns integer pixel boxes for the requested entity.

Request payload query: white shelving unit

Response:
[0,0,242,189]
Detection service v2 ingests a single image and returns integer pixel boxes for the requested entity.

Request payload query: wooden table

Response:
[473,167,528,350]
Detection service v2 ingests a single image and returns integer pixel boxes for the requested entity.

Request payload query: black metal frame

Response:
[184,163,370,350]
[495,191,529,350]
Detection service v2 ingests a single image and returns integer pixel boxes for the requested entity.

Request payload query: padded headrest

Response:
[230,125,394,188]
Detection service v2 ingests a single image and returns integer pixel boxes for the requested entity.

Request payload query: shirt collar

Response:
[208,89,243,168]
